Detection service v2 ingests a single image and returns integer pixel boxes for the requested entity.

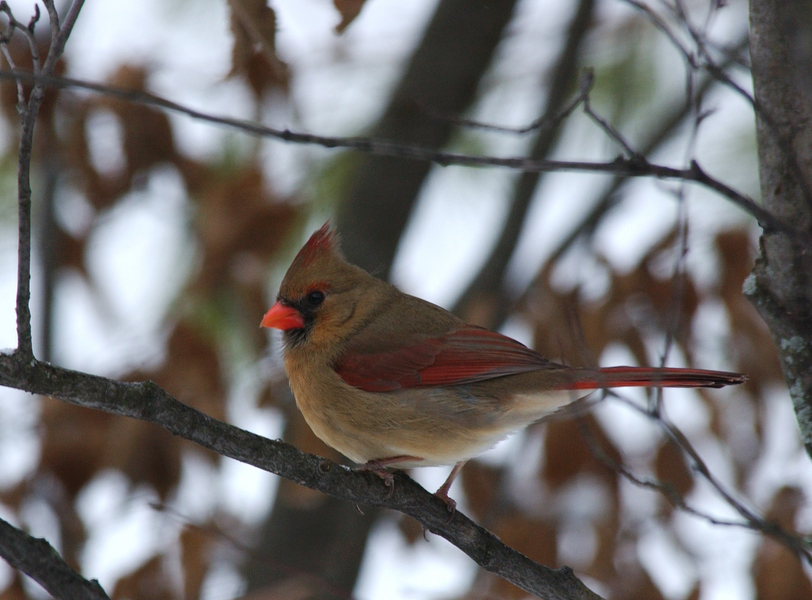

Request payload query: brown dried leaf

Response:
[105,66,178,171]
[530,226,698,373]
[193,166,298,292]
[611,564,667,600]
[752,487,812,600]
[160,323,227,420]
[542,415,621,493]
[111,555,175,600]
[100,322,229,496]
[487,514,558,598]
[39,400,114,497]
[460,460,503,520]
[54,227,88,275]
[585,518,620,582]
[396,514,424,545]
[333,0,368,33]
[228,0,289,96]
[181,526,213,600]
[0,574,28,600]
[655,439,694,500]
[106,419,183,500]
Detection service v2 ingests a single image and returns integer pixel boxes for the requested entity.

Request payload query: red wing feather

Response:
[335,325,552,392]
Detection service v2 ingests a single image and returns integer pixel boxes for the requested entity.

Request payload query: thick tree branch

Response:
[0,68,800,239]
[0,517,110,600]
[0,353,602,600]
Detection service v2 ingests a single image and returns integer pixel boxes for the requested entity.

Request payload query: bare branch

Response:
[0,5,27,107]
[582,86,643,160]
[609,392,812,563]
[625,0,812,208]
[0,353,603,600]
[41,0,85,75]
[0,2,40,74]
[8,0,84,360]
[538,35,749,274]
[0,68,799,239]
[579,420,763,530]
[0,516,111,600]
[419,68,592,136]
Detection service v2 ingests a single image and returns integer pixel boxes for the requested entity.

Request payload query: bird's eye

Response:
[306,290,325,307]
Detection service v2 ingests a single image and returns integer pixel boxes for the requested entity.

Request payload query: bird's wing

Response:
[334,325,555,392]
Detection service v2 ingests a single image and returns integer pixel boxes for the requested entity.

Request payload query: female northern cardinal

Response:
[261,224,744,509]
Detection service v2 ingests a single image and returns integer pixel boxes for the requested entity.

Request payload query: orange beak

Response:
[261,301,305,330]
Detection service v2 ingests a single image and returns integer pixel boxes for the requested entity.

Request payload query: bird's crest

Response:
[294,222,340,267]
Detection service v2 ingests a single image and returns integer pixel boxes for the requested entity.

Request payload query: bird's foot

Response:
[434,487,457,517]
[434,460,466,520]
[357,456,420,498]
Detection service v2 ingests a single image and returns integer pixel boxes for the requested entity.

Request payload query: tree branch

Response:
[0,352,603,600]
[606,393,812,562]
[0,516,110,600]
[0,68,801,239]
[2,0,84,360]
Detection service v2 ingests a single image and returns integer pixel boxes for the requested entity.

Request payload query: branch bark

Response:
[746,0,812,457]
[0,517,110,600]
[0,68,797,237]
[7,0,84,360]
[0,353,603,600]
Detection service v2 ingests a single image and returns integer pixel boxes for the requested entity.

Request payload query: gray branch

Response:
[0,517,110,600]
[0,68,800,239]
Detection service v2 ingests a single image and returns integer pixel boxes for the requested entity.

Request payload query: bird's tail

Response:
[564,366,746,390]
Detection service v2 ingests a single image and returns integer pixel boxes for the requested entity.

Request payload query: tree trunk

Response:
[247,0,520,596]
[336,0,520,274]
[747,0,812,456]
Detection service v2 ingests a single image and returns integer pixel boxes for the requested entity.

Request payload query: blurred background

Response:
[0,0,809,598]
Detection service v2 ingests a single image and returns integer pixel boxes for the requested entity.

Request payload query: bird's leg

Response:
[435,460,466,515]
[357,455,421,498]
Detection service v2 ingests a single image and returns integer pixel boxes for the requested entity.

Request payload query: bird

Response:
[261,223,745,511]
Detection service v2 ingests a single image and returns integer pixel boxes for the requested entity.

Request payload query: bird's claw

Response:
[357,460,397,498]
[435,489,457,521]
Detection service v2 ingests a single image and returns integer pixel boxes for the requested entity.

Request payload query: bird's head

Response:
[261,223,381,353]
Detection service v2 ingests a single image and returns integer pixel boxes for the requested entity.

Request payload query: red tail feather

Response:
[563,366,746,390]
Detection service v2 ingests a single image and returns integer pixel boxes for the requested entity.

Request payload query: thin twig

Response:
[420,68,593,136]
[0,5,25,108]
[623,0,812,208]
[7,0,84,360]
[452,0,597,321]
[0,67,800,240]
[608,392,812,563]
[579,420,763,529]
[0,2,40,74]
[582,91,642,160]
